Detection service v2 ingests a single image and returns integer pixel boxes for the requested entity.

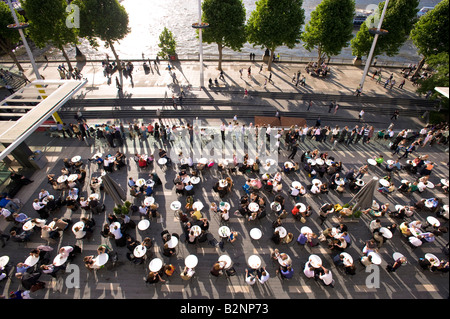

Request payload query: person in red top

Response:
[147,123,154,136]
[291,204,300,219]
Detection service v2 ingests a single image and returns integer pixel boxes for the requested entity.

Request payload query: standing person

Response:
[390,79,396,89]
[243,88,249,99]
[268,72,273,83]
[328,101,335,113]
[358,110,364,121]
[398,142,416,159]
[247,66,251,78]
[398,79,406,89]
[307,100,312,111]
[333,103,339,115]
[288,142,299,160]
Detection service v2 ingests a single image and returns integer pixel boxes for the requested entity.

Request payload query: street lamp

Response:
[359,0,390,92]
[6,0,41,80]
[192,0,208,88]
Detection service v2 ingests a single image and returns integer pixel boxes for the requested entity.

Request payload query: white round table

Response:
[356,179,365,187]
[326,159,334,166]
[425,182,434,189]
[218,226,231,238]
[219,202,231,211]
[296,203,307,213]
[53,254,68,267]
[247,255,262,269]
[312,179,322,186]
[170,201,182,210]
[92,152,102,159]
[386,160,395,165]
[198,158,208,165]
[379,227,393,239]
[25,255,40,267]
[94,253,109,267]
[0,256,9,268]
[426,216,440,227]
[218,255,232,269]
[248,202,259,212]
[138,219,150,231]
[185,255,198,268]
[292,181,302,188]
[301,226,313,235]
[67,174,78,182]
[340,252,353,266]
[270,202,282,212]
[316,159,324,166]
[307,159,316,166]
[368,158,377,166]
[57,175,68,183]
[190,225,202,237]
[275,226,287,238]
[250,228,262,240]
[368,252,382,265]
[425,253,440,267]
[71,156,81,163]
[440,179,449,187]
[166,236,179,249]
[218,179,228,188]
[72,221,85,232]
[136,178,145,187]
[133,245,147,258]
[278,254,291,267]
[192,201,204,211]
[379,179,390,187]
[22,220,35,231]
[308,255,322,268]
[395,205,404,212]
[336,178,346,186]
[158,158,167,165]
[144,196,155,206]
[393,252,406,263]
[190,176,201,185]
[149,258,163,272]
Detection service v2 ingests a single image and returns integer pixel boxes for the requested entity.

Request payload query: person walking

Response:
[358,110,364,121]
[288,142,299,160]
[398,142,417,159]
[398,79,406,89]
[391,110,399,121]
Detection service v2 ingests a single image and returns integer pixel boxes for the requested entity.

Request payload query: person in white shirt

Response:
[245,268,256,285]
[257,267,270,284]
[319,266,334,286]
[38,189,50,200]
[0,208,12,220]
[310,183,321,194]
[303,261,315,278]
[290,186,300,198]
[369,219,382,233]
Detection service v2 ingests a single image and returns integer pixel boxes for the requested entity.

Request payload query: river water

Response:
[41,0,442,63]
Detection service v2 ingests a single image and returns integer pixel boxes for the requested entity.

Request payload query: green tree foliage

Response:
[74,0,130,84]
[247,0,305,71]
[21,0,78,71]
[351,0,419,60]
[0,1,25,71]
[302,0,355,65]
[201,0,246,70]
[157,27,176,60]
[416,52,449,104]
[410,0,449,76]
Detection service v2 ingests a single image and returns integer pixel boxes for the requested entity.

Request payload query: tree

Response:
[0,1,25,71]
[157,27,176,60]
[302,0,355,65]
[201,0,246,71]
[351,0,419,63]
[416,52,449,99]
[246,0,305,71]
[21,0,78,71]
[410,0,449,77]
[74,0,130,85]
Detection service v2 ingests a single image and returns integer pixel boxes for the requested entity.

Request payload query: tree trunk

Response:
[217,43,223,71]
[0,40,23,72]
[60,46,73,72]
[109,41,123,88]
[267,49,275,72]
[412,57,426,79]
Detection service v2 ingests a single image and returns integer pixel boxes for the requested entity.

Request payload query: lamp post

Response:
[359,0,390,92]
[6,0,41,80]
[193,0,206,88]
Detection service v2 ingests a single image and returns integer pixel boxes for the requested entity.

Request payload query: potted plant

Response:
[113,200,131,216]
[157,27,177,61]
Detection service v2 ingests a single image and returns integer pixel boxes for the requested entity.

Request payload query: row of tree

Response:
[0,0,448,97]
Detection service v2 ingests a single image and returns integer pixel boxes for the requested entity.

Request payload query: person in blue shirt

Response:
[278,265,294,280]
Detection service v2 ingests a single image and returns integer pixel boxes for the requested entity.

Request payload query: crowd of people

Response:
[0,114,448,299]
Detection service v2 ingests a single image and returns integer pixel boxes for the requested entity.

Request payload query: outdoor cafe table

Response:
[25,255,40,267]
[368,252,382,265]
[247,255,262,269]
[190,225,202,237]
[218,255,232,269]
[219,202,231,211]
[270,202,282,212]
[166,236,179,249]
[296,203,307,213]
[71,155,81,163]
[426,216,440,227]
[192,201,204,211]
[133,245,147,258]
[144,197,155,206]
[53,254,68,267]
[250,228,262,240]
[190,176,201,185]
[340,252,353,266]
[368,158,377,166]
[138,219,150,231]
[248,202,259,212]
[379,227,393,239]
[158,158,167,165]
[93,253,109,267]
[274,226,287,238]
[301,226,313,235]
[0,256,9,268]
[277,253,292,267]
[425,253,440,267]
[170,201,182,210]
[308,255,322,268]
[149,258,163,272]
[218,226,231,238]
[136,178,146,187]
[379,179,390,187]
[292,181,302,188]
[185,255,198,268]
[23,220,35,231]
